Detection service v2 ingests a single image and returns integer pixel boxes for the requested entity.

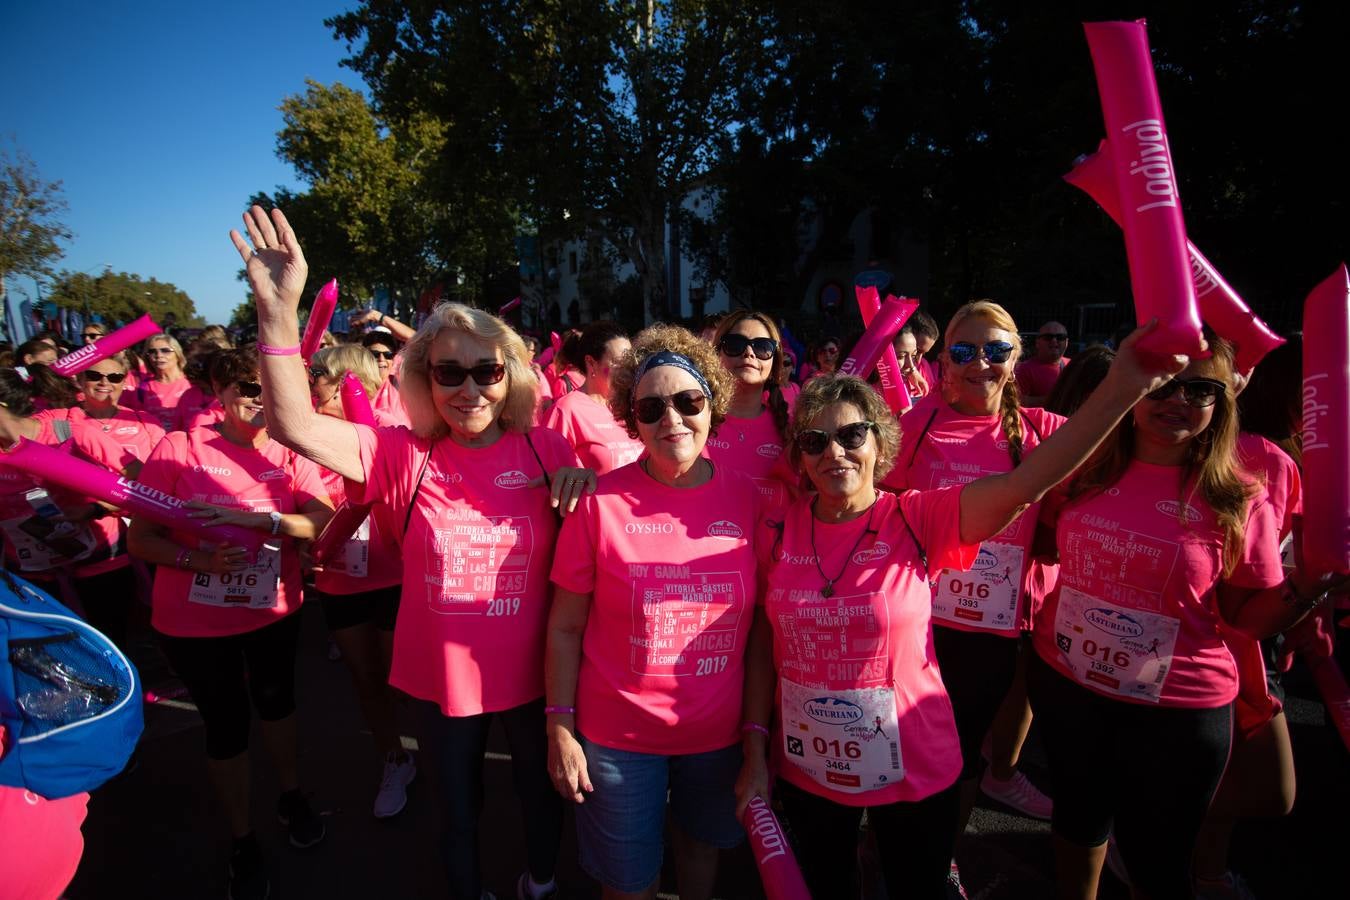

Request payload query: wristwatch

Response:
[268,511,283,536]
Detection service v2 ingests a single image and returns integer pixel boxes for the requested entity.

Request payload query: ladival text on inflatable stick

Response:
[839,296,919,385]
[310,500,371,567]
[1300,264,1349,574]
[854,286,912,414]
[50,314,160,378]
[0,439,262,554]
[299,278,339,362]
[1084,20,1204,359]
[1065,145,1284,373]
[741,795,810,900]
[340,371,377,427]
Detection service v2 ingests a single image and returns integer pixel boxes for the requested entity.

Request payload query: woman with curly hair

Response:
[547,323,762,900]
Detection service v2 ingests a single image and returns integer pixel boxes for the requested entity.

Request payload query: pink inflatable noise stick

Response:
[50,314,160,378]
[839,296,919,388]
[300,278,340,363]
[854,286,913,414]
[742,795,810,900]
[340,371,377,427]
[1300,264,1350,575]
[1083,20,1204,360]
[1064,145,1284,374]
[310,500,371,567]
[0,438,263,555]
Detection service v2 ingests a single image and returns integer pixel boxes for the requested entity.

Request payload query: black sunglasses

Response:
[634,389,708,424]
[369,349,396,360]
[82,370,127,384]
[718,334,778,360]
[430,362,506,388]
[235,381,264,399]
[81,332,104,340]
[145,347,175,356]
[797,421,876,456]
[1145,378,1226,408]
[947,341,1014,365]
[307,367,326,382]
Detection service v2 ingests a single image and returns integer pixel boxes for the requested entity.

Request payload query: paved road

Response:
[68,604,1348,898]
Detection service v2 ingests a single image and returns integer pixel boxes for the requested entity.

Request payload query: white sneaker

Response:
[373,751,416,818]
[979,768,1052,820]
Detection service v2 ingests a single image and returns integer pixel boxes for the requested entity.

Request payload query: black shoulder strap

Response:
[1021,410,1043,443]
[898,407,939,477]
[402,448,433,539]
[524,429,551,491]
[895,502,928,574]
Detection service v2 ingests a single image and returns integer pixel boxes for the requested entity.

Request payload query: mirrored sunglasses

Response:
[429,362,506,388]
[634,389,708,424]
[1145,378,1226,408]
[947,341,1014,365]
[82,370,127,384]
[797,421,876,456]
[718,334,778,360]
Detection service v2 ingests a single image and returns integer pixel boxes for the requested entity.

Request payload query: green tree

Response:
[2,143,71,312]
[46,270,200,328]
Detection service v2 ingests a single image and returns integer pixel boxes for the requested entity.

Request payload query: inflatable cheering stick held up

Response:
[742,796,810,900]
[1083,20,1204,359]
[854,286,913,414]
[340,372,377,428]
[839,296,919,388]
[1300,264,1350,575]
[50,314,160,378]
[300,279,339,363]
[1064,146,1284,374]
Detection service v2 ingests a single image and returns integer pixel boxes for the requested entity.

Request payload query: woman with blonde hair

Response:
[233,204,593,900]
[128,332,192,431]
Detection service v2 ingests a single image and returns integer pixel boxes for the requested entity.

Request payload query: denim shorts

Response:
[574,733,744,892]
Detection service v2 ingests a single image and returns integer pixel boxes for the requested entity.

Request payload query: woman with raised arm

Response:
[231,205,593,900]
[735,324,1192,900]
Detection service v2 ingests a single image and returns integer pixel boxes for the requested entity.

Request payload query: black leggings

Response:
[156,612,303,760]
[1027,652,1232,899]
[776,778,960,900]
[422,697,563,900]
[932,625,1022,778]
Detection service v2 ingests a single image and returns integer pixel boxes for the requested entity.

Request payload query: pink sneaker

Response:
[979,768,1053,820]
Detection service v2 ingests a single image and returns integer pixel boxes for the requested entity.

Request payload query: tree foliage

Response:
[45,269,201,328]
[1,143,71,293]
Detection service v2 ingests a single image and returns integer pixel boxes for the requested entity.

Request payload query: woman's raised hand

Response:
[1109,318,1201,396]
[228,206,308,318]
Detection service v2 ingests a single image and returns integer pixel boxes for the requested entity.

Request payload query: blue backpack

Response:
[0,569,143,798]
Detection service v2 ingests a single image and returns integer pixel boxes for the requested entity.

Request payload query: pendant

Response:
[821,581,834,598]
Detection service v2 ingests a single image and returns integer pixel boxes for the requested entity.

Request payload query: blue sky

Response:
[2,1,364,324]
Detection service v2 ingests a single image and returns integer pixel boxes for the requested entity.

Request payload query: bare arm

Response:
[351,309,416,343]
[959,322,1191,545]
[1218,520,1350,639]
[228,206,364,481]
[545,586,593,802]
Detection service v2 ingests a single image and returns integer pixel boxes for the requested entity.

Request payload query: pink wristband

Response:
[544,705,575,715]
[257,342,302,357]
[741,722,770,737]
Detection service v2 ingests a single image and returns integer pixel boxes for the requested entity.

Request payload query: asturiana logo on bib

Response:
[756,443,782,459]
[706,519,743,539]
[1084,607,1144,638]
[1155,499,1200,523]
[804,697,863,725]
[494,470,529,489]
[258,468,288,481]
[852,542,891,565]
[970,547,999,571]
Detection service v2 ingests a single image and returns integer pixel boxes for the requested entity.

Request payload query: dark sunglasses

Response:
[1037,333,1069,342]
[718,334,778,360]
[82,370,127,384]
[947,341,1014,365]
[234,381,264,399]
[144,347,175,356]
[797,421,876,456]
[429,362,506,388]
[1145,377,1226,408]
[81,332,104,340]
[634,389,708,424]
[369,349,396,360]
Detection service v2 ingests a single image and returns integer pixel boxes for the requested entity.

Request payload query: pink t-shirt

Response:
[1015,357,1069,403]
[350,425,579,716]
[138,428,328,638]
[703,408,796,511]
[1033,461,1284,708]
[545,389,644,476]
[65,406,166,475]
[372,371,411,428]
[180,400,226,433]
[126,376,193,431]
[885,393,1066,635]
[551,461,761,755]
[762,487,977,806]
[0,782,87,900]
[1236,433,1301,539]
[172,386,216,432]
[313,465,402,596]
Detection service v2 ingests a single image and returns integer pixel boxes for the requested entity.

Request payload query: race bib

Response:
[780,677,903,793]
[329,516,370,579]
[932,540,1023,630]
[1052,586,1179,703]
[1,516,97,572]
[188,544,282,610]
